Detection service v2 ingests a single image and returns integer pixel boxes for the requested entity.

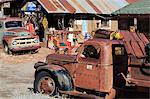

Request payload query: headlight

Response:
[33,38,39,43]
[12,41,17,45]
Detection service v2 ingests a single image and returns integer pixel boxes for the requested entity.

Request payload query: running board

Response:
[59,90,101,99]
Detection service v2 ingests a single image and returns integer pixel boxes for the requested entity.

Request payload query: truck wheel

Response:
[34,71,58,96]
[3,44,12,55]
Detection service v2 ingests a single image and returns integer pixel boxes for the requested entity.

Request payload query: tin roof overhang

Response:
[37,0,138,14]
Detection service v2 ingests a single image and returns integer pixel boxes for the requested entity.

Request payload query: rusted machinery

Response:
[33,29,150,98]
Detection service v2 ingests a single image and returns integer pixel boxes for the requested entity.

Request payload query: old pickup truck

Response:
[33,30,150,98]
[0,17,40,54]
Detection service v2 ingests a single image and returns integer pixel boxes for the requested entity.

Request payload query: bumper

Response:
[10,45,40,51]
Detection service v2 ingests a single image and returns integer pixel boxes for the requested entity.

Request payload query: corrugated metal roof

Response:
[38,0,138,14]
[112,0,150,14]
[0,0,13,3]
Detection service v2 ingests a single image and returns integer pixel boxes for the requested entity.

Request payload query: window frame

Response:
[80,44,100,60]
[99,20,111,30]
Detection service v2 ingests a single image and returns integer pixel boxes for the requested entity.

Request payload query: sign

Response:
[3,2,10,8]
[27,2,36,11]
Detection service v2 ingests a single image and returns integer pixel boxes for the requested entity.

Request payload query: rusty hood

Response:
[46,54,77,65]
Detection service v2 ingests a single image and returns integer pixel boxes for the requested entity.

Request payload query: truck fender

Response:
[34,61,74,91]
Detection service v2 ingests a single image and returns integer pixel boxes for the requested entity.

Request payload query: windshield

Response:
[17,32,30,36]
[5,21,23,28]
[4,32,30,36]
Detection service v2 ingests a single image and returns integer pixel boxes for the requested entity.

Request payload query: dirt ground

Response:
[0,47,55,99]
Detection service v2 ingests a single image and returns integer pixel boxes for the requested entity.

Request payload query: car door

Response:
[74,43,101,91]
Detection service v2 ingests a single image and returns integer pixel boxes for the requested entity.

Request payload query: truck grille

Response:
[13,38,38,46]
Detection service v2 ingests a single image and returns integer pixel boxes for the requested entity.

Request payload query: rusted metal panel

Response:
[120,30,147,58]
[51,0,65,11]
[131,41,144,58]
[6,28,29,33]
[124,41,135,56]
[130,32,141,41]
[137,33,149,45]
[120,30,132,41]
[100,0,114,13]
[58,0,76,13]
[130,78,150,87]
[71,0,87,13]
[37,0,136,14]
[74,62,100,91]
[39,0,57,11]
[86,0,102,13]
[99,66,113,92]
[74,41,113,92]
[46,54,77,65]
[137,41,146,56]
[59,90,100,99]
[129,66,150,87]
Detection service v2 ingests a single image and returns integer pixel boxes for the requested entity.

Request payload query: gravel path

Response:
[0,48,55,99]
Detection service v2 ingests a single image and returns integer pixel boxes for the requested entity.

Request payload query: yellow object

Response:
[115,32,123,40]
[91,31,95,37]
[130,26,136,32]
[110,31,123,40]
[110,31,116,40]
[42,16,48,30]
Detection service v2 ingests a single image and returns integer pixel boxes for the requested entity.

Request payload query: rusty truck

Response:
[33,30,150,98]
[0,17,40,54]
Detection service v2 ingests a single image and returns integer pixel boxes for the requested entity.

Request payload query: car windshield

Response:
[5,21,23,28]
[17,32,30,36]
[4,32,30,36]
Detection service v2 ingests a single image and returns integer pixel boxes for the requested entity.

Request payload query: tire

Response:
[34,71,58,96]
[3,44,12,55]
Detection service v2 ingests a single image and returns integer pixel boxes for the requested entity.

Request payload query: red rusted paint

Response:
[40,0,57,11]
[59,90,100,99]
[137,33,149,45]
[120,31,147,58]
[86,0,101,13]
[124,41,136,56]
[36,29,149,98]
[52,0,65,11]
[0,17,22,21]
[71,0,87,13]
[130,78,150,87]
[11,46,40,51]
[120,30,132,41]
[1,17,40,52]
[131,41,144,58]
[58,0,76,13]
[39,77,55,94]
[100,0,113,13]
[6,28,29,33]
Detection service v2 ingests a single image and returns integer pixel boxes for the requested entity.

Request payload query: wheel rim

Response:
[38,76,55,95]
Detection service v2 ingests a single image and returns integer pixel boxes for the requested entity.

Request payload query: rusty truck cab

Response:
[34,29,149,98]
[63,39,128,93]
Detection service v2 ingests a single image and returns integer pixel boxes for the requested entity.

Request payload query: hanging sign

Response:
[27,2,36,11]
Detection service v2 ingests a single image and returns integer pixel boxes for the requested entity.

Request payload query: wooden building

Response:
[112,0,150,40]
[36,0,138,33]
